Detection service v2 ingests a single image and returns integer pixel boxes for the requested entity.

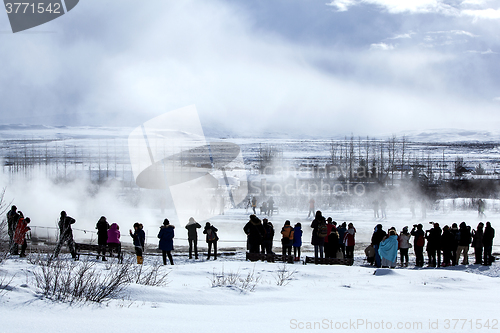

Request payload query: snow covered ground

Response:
[1,207,500,333]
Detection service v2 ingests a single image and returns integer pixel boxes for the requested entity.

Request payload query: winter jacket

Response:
[426,226,442,251]
[440,229,455,251]
[343,227,356,246]
[337,226,346,245]
[203,225,219,243]
[458,224,472,246]
[107,223,121,244]
[185,221,201,240]
[472,228,484,248]
[371,225,386,246]
[483,226,495,247]
[378,234,398,263]
[311,217,326,246]
[243,218,265,246]
[130,229,145,248]
[328,226,339,246]
[411,228,425,247]
[263,222,275,241]
[281,225,294,241]
[7,209,20,235]
[450,227,459,249]
[14,217,30,245]
[398,233,411,249]
[59,215,76,238]
[96,218,109,244]
[293,226,302,247]
[158,225,175,251]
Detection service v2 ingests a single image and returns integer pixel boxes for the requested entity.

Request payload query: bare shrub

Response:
[0,271,15,297]
[33,258,131,303]
[132,261,170,287]
[273,263,297,286]
[210,266,261,292]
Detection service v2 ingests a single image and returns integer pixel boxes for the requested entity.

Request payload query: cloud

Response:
[328,0,458,14]
[328,0,500,19]
[370,42,396,50]
[0,0,500,136]
[462,8,500,19]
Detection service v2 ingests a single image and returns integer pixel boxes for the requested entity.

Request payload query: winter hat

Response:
[25,217,30,223]
[163,219,170,226]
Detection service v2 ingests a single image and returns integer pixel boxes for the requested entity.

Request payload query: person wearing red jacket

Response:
[343,222,356,264]
[14,215,30,257]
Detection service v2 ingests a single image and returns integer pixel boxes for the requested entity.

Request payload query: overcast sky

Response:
[1,0,499,136]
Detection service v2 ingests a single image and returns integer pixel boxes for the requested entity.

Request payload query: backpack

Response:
[416,234,425,247]
[317,221,328,238]
[207,228,217,242]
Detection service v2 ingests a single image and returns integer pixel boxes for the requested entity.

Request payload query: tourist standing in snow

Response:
[425,222,442,267]
[337,222,347,258]
[456,222,471,265]
[324,217,333,258]
[14,216,30,257]
[130,222,145,264]
[251,196,257,214]
[158,219,175,265]
[262,218,275,255]
[450,223,459,266]
[411,224,425,267]
[398,226,411,267]
[472,222,484,265]
[54,211,77,259]
[482,222,495,266]
[380,199,387,219]
[293,222,302,261]
[185,217,201,259]
[343,223,356,264]
[371,224,386,268]
[441,225,454,267]
[327,221,339,259]
[243,214,265,254]
[203,222,219,260]
[95,216,109,261]
[281,220,294,258]
[372,200,379,219]
[7,205,20,255]
[107,223,121,258]
[267,197,275,216]
[311,210,326,261]
[378,229,398,268]
[478,199,485,218]
[307,198,315,218]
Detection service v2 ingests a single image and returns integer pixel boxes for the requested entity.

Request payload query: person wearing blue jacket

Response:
[158,219,175,265]
[378,229,399,268]
[293,222,302,261]
[130,222,145,264]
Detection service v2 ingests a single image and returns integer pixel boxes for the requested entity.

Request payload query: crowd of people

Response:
[4,205,496,269]
[5,205,220,266]
[243,210,357,264]
[368,221,496,268]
